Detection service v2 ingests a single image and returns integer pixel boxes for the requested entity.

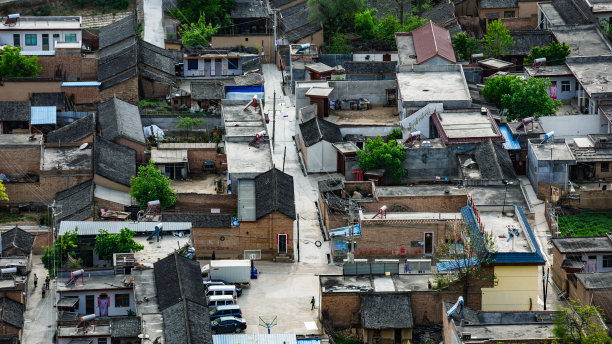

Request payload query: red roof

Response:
[410,21,456,64]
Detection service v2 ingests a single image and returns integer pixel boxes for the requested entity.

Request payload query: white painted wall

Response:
[58,289,136,317]
[340,126,398,138]
[353,53,399,62]
[0,30,81,54]
[422,56,455,65]
[546,75,577,101]
[184,58,243,77]
[306,141,337,173]
[59,338,109,344]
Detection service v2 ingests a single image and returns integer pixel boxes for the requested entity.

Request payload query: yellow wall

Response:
[481,265,539,311]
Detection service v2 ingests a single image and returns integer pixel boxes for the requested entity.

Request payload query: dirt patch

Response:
[170,174,226,195]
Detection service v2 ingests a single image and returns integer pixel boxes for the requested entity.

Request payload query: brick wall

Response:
[193,212,294,260]
[551,247,567,292]
[37,49,98,81]
[321,293,361,328]
[31,229,53,254]
[187,149,227,173]
[0,81,61,101]
[95,197,127,213]
[0,147,40,175]
[501,15,538,31]
[0,323,20,336]
[576,190,612,210]
[99,76,139,104]
[63,86,100,105]
[361,195,466,213]
[174,193,237,213]
[140,77,172,100]
[115,137,146,163]
[0,290,26,305]
[2,175,92,205]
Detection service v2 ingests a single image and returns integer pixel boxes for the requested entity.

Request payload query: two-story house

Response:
[0,15,82,55]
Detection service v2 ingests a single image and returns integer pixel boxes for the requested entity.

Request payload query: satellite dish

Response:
[79,143,88,150]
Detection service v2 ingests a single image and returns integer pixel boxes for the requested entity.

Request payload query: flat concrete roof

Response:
[225,141,273,175]
[538,2,565,26]
[305,87,333,97]
[479,58,513,69]
[158,142,217,149]
[480,212,531,253]
[467,185,529,211]
[57,273,133,292]
[41,146,92,171]
[133,269,164,340]
[0,16,81,30]
[296,81,329,89]
[590,0,612,13]
[437,111,500,139]
[395,34,417,65]
[151,148,188,163]
[462,324,553,341]
[328,106,399,126]
[525,65,572,77]
[361,212,461,221]
[224,125,266,139]
[305,62,333,74]
[332,142,359,154]
[0,134,42,147]
[58,325,110,338]
[376,185,467,197]
[530,142,576,161]
[320,274,433,293]
[222,100,264,124]
[397,68,470,104]
[552,26,612,57]
[566,56,612,96]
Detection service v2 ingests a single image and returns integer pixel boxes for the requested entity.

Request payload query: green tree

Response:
[373,15,427,48]
[41,228,80,278]
[326,33,350,54]
[482,75,519,104]
[524,41,571,66]
[130,160,178,210]
[170,0,234,26]
[452,32,482,61]
[354,9,377,40]
[501,77,561,121]
[94,228,144,261]
[176,116,204,139]
[482,19,514,58]
[356,136,406,179]
[552,299,611,344]
[0,180,8,202]
[601,19,612,35]
[308,0,365,42]
[178,14,220,47]
[387,128,403,142]
[0,46,42,78]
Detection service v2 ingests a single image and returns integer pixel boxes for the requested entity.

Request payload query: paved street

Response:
[22,255,56,344]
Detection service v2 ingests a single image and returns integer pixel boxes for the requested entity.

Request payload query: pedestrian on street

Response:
[41,284,46,298]
[45,276,50,289]
[33,274,38,288]
[404,261,408,274]
[310,296,315,310]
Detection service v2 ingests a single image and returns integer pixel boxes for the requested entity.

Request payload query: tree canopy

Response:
[94,228,144,261]
[0,46,42,78]
[0,181,8,202]
[352,9,427,49]
[524,41,571,66]
[42,228,80,278]
[452,33,482,61]
[171,0,234,26]
[356,136,406,179]
[482,20,514,58]
[178,14,220,47]
[130,160,178,210]
[482,75,519,104]
[552,299,611,344]
[326,33,350,54]
[308,0,366,42]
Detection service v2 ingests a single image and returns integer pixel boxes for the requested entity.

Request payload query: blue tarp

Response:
[436,257,480,272]
[329,224,361,238]
[225,85,264,100]
[31,106,56,125]
[500,125,521,150]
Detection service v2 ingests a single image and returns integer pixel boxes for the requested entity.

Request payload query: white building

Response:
[0,15,82,55]
[525,65,578,101]
[298,116,343,173]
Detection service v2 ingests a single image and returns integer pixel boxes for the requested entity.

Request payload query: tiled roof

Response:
[1,227,34,255]
[139,40,177,76]
[299,117,342,147]
[0,101,30,122]
[344,61,397,74]
[46,114,95,143]
[55,180,94,222]
[360,294,413,329]
[479,0,517,9]
[97,97,145,144]
[255,168,296,220]
[99,14,137,49]
[552,236,612,253]
[110,316,141,338]
[509,30,554,56]
[231,0,270,19]
[410,21,456,64]
[423,2,459,26]
[551,0,596,25]
[31,92,67,109]
[0,298,24,329]
[94,137,136,186]
[473,140,517,180]
[162,300,212,344]
[191,83,225,100]
[98,36,138,82]
[162,214,232,228]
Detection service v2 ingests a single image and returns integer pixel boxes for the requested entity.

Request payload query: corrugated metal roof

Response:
[61,81,102,87]
[500,126,520,150]
[238,179,256,221]
[94,184,132,206]
[213,334,297,344]
[31,106,57,124]
[58,221,192,236]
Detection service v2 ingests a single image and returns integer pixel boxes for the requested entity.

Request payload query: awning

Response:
[436,257,480,272]
[31,106,57,125]
[561,259,585,271]
[57,297,79,308]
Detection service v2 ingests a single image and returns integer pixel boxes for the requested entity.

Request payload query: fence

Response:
[343,263,399,275]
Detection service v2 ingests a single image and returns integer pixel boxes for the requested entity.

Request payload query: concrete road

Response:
[237,261,341,334]
[262,64,333,265]
[22,255,56,344]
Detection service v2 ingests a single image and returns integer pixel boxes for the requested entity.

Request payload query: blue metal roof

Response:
[213,334,297,344]
[329,224,361,238]
[61,81,102,87]
[500,125,521,150]
[437,257,480,271]
[31,106,57,125]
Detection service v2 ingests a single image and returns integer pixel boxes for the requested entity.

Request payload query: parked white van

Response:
[207,295,236,310]
[206,285,237,299]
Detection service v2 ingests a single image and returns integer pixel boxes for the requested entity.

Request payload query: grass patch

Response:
[0,209,23,224]
[25,215,37,222]
[334,337,359,344]
[558,211,612,237]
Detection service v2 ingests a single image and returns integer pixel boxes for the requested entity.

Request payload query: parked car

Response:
[210,304,242,320]
[211,316,247,334]
[204,279,243,297]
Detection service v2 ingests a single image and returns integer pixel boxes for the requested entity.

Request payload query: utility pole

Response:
[542,266,549,310]
[282,146,286,172]
[347,197,355,263]
[273,9,278,65]
[272,90,276,147]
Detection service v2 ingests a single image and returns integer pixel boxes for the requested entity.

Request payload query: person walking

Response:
[41,284,46,298]
[33,274,38,288]
[310,296,315,310]
[45,276,50,290]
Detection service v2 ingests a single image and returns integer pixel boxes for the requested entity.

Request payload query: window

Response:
[114,294,130,307]
[602,162,610,173]
[97,338,107,344]
[187,59,198,70]
[603,255,612,268]
[13,34,19,46]
[25,34,37,46]
[504,10,516,18]
[227,58,239,70]
[65,33,77,42]
[589,255,597,260]
[561,81,571,92]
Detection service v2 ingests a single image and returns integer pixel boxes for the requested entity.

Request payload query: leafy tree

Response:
[178,14,220,47]
[601,19,612,35]
[308,0,365,42]
[525,41,571,66]
[374,0,412,24]
[130,160,178,210]
[388,128,403,142]
[501,77,562,121]
[0,180,8,202]
[41,228,80,278]
[552,298,611,344]
[452,32,482,61]
[176,116,204,139]
[356,136,406,179]
[74,0,129,11]
[170,0,234,26]
[354,9,377,40]
[94,228,144,261]
[0,46,42,78]
[482,19,514,58]
[326,33,350,54]
[435,219,496,303]
[482,75,519,104]
[373,14,427,48]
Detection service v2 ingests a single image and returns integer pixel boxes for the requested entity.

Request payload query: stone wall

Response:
[99,75,139,104]
[0,147,41,175]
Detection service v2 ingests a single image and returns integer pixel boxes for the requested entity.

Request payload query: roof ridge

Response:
[430,21,439,55]
[172,253,193,344]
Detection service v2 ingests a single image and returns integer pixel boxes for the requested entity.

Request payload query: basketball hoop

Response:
[258,315,278,334]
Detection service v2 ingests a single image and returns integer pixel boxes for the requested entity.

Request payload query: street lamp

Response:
[502,179,511,215]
